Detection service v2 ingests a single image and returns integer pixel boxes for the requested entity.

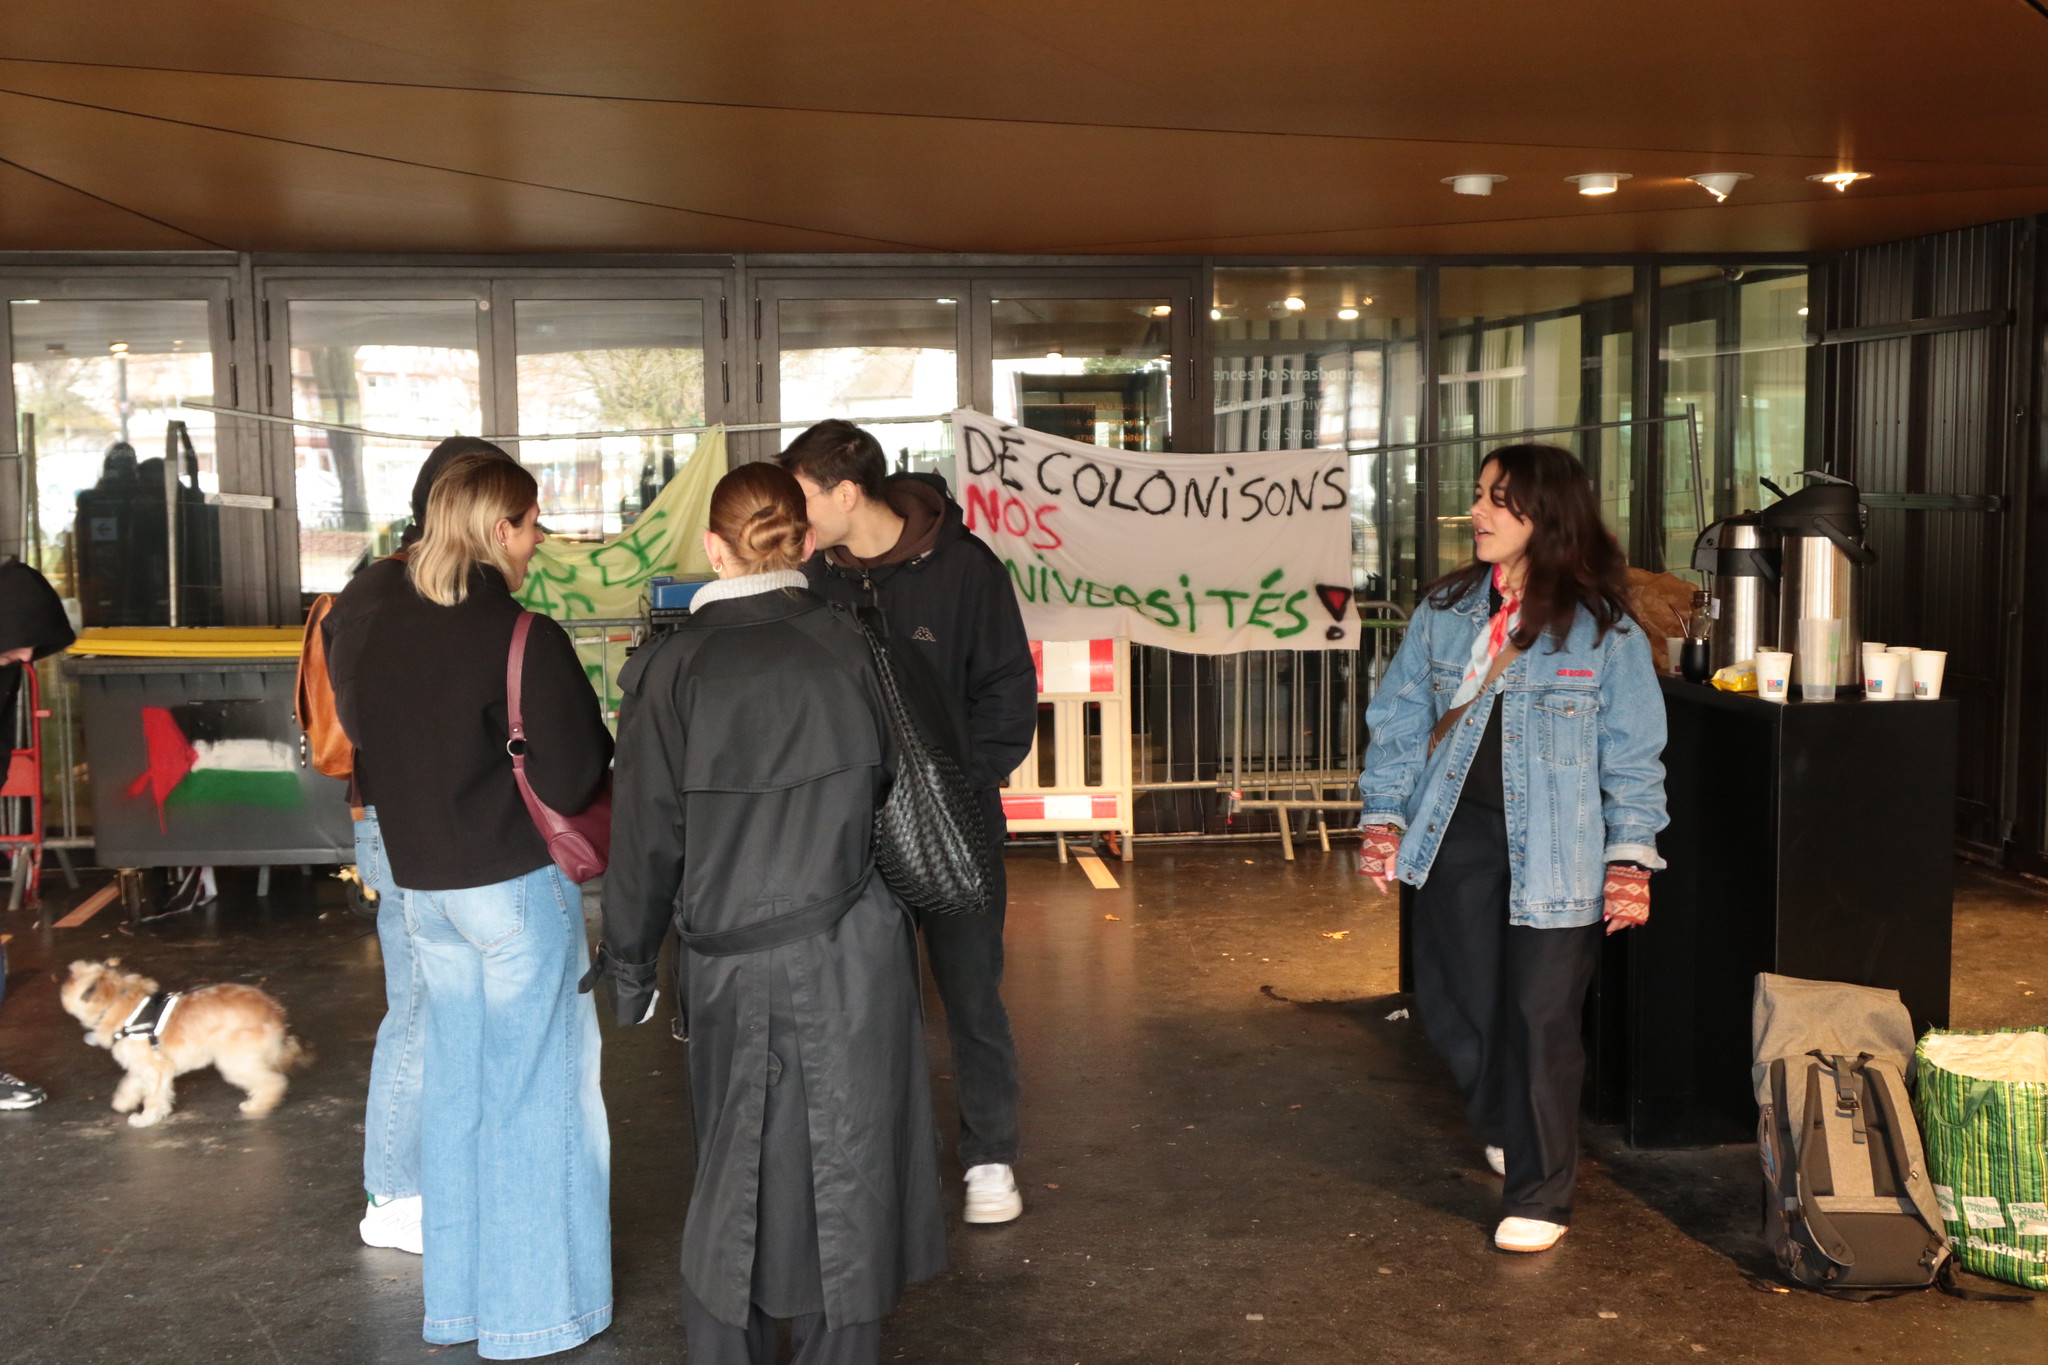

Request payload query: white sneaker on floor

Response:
[361,1195,423,1254]
[963,1164,1023,1225]
[1494,1216,1566,1253]
[1484,1145,1506,1176]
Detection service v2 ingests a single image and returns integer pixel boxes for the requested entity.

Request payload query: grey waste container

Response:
[65,655,352,867]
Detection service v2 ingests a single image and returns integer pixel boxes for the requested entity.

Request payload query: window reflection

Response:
[777,298,957,478]
[1210,267,1419,601]
[8,299,221,625]
[1660,267,1809,575]
[774,300,958,482]
[1438,267,1636,574]
[515,300,706,538]
[289,300,480,595]
[992,298,1170,451]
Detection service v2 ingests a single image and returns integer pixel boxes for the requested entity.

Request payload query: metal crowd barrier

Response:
[1128,602,1408,851]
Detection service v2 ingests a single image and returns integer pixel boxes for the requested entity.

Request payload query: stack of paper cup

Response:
[1862,649,1903,700]
[1756,650,1794,703]
[1913,650,1948,700]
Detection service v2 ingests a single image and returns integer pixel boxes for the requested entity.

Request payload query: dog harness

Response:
[113,991,183,1049]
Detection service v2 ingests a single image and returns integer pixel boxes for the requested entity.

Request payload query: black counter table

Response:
[1583,677,1956,1147]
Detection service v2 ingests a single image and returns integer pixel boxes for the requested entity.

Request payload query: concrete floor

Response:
[0,847,2040,1364]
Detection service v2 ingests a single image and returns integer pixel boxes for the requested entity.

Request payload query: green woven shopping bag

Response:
[1915,1028,2048,1290]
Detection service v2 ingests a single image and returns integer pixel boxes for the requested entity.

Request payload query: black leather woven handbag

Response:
[847,608,994,917]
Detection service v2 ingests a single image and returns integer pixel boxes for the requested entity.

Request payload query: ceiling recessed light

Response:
[1337,307,1361,321]
[1044,349,1063,361]
[1442,173,1507,197]
[1688,172,1753,202]
[1282,296,1306,311]
[1209,308,1223,321]
[109,341,129,354]
[1566,172,1631,196]
[1807,171,1871,192]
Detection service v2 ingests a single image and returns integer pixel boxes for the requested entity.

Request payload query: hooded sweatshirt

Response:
[804,474,1036,793]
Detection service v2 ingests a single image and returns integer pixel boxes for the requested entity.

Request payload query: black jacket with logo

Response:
[802,474,1037,794]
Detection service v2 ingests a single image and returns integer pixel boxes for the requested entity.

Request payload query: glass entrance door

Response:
[757,282,965,477]
[8,295,227,625]
[976,281,1195,452]
[283,297,483,596]
[507,291,717,537]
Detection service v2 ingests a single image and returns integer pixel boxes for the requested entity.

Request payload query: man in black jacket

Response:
[0,559,75,1110]
[778,420,1038,1225]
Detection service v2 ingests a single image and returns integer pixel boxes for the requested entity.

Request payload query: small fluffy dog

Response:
[60,959,311,1128]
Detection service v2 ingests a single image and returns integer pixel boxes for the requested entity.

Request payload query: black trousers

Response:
[1411,801,1603,1225]
[917,787,1021,1167]
[683,1287,880,1365]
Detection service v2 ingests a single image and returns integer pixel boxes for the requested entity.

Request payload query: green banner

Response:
[514,427,725,721]
[514,426,725,621]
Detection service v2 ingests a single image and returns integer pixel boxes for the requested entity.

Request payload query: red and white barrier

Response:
[1001,639,1135,862]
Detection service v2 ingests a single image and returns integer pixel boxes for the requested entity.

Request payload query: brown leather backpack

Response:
[296,594,353,780]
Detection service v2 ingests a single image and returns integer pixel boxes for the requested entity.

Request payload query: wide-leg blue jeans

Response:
[357,809,422,1200]
[403,859,612,1359]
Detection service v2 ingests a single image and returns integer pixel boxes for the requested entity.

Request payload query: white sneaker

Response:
[360,1194,423,1254]
[1494,1216,1566,1253]
[963,1164,1023,1224]
[1484,1145,1506,1176]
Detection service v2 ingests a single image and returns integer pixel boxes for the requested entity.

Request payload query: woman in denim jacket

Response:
[1357,443,1667,1255]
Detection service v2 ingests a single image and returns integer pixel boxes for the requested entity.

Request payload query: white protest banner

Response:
[951,409,1358,654]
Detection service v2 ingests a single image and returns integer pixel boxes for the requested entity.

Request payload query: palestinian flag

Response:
[126,702,303,832]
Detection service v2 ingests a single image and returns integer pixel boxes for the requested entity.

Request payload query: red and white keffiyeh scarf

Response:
[1446,564,1522,710]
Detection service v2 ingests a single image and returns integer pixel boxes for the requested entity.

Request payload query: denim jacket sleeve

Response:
[1358,606,1437,831]
[1595,622,1670,868]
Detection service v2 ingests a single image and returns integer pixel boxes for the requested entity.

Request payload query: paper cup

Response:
[1798,618,1843,700]
[1664,637,1684,673]
[1756,650,1794,703]
[1913,649,1948,700]
[1861,641,1888,656]
[1862,649,1903,701]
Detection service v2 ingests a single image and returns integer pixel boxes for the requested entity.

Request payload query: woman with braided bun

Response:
[1355,443,1667,1255]
[591,462,945,1365]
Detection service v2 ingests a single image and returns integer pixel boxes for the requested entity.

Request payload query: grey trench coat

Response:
[596,587,946,1330]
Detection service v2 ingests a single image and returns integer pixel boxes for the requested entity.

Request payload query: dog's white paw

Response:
[128,1110,166,1128]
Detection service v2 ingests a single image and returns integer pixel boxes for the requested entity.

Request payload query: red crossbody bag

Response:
[506,611,613,883]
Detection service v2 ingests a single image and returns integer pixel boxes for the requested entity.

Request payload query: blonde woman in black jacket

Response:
[329,453,615,1360]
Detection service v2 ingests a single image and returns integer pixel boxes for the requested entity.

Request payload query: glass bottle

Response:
[1682,590,1714,682]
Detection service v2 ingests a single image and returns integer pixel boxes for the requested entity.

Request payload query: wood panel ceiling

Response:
[1,1,2044,256]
